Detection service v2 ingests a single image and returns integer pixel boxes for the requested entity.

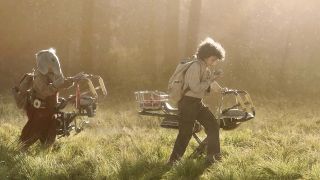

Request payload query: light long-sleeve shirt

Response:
[183,60,214,99]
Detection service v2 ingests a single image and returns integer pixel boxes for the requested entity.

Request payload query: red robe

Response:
[19,93,58,149]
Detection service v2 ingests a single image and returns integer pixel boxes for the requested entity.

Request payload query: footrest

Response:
[138,110,167,117]
[219,118,241,130]
[160,116,203,134]
[160,116,179,129]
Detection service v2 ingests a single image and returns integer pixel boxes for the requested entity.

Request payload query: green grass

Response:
[1,96,320,179]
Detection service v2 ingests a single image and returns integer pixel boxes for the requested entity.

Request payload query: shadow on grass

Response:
[165,158,210,180]
[0,140,25,179]
[115,157,211,180]
[116,157,171,180]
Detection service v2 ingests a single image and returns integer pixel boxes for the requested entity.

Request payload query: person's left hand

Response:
[210,81,222,93]
[64,77,75,88]
[220,87,229,93]
[71,72,89,82]
[213,69,223,79]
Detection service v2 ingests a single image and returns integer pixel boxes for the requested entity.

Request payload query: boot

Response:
[205,153,222,166]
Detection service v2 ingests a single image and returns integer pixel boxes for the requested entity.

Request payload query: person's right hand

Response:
[71,72,89,82]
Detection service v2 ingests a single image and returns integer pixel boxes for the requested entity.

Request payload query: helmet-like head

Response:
[36,48,65,87]
[36,48,63,76]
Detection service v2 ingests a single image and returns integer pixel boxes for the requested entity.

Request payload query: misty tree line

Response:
[0,0,319,96]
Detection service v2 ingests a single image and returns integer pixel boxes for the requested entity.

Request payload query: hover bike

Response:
[134,89,255,158]
[55,74,107,139]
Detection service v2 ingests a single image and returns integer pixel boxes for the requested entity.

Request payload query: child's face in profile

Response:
[204,56,219,67]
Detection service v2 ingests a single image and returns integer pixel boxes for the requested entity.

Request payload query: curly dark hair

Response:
[196,37,225,61]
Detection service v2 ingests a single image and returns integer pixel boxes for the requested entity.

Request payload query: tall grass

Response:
[1,96,320,179]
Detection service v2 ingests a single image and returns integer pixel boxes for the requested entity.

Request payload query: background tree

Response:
[185,0,202,57]
[79,0,95,72]
[0,0,320,97]
[163,0,180,76]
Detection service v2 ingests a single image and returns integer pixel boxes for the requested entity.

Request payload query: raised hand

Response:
[71,72,89,82]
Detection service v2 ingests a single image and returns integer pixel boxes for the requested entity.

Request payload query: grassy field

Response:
[1,94,320,180]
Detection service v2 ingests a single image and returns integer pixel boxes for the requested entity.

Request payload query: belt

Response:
[28,95,47,109]
[32,98,47,109]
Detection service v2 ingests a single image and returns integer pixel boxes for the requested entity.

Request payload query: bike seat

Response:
[164,102,179,113]
[221,109,247,118]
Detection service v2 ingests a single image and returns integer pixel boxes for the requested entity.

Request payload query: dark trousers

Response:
[169,96,220,161]
[19,95,57,150]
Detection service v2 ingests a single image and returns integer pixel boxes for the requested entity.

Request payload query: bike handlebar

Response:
[221,89,247,95]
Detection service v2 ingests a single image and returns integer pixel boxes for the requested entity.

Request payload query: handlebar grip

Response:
[235,90,247,94]
[221,89,248,95]
[213,69,223,76]
[221,90,237,95]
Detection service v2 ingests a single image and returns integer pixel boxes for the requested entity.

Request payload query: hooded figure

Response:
[33,48,65,98]
[19,48,74,150]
